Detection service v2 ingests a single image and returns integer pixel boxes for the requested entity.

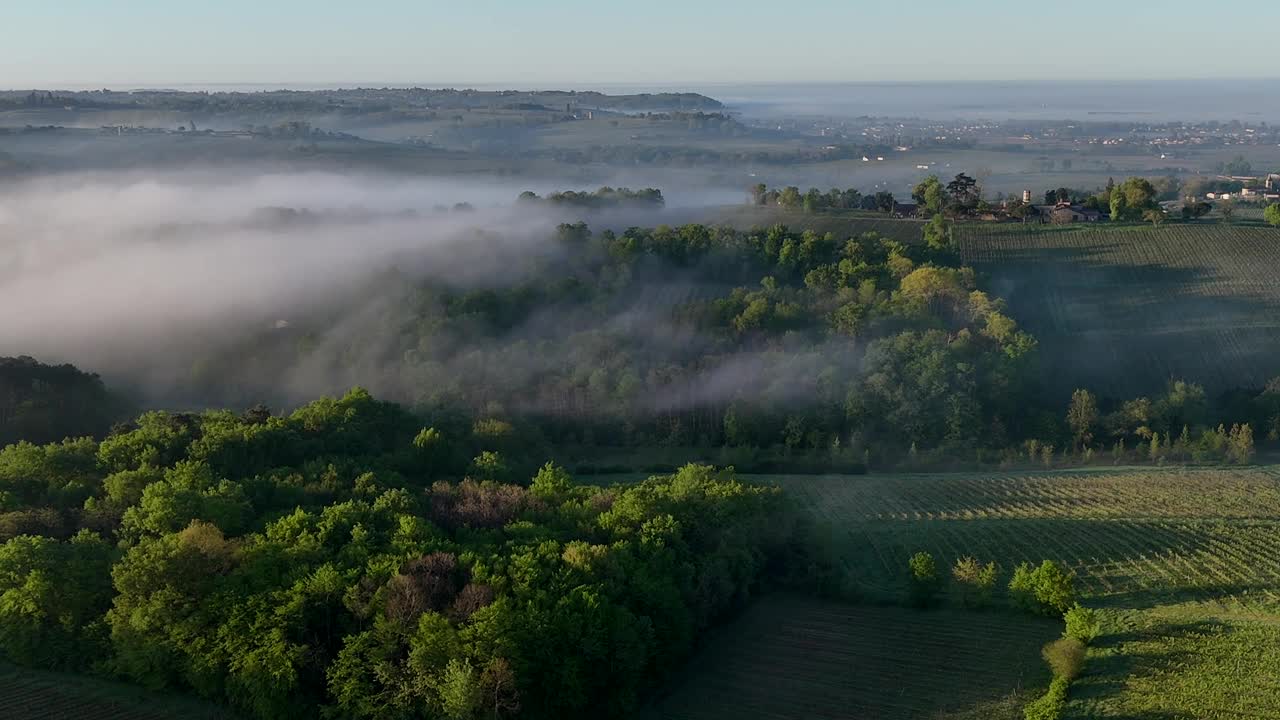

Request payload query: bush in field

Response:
[1010,560,1076,615]
[951,556,999,608]
[1042,637,1086,681]
[1024,636,1085,720]
[908,551,942,607]
[1063,604,1101,645]
[1266,203,1280,228]
[1023,676,1069,720]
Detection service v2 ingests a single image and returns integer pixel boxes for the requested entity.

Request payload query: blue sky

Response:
[8,0,1279,87]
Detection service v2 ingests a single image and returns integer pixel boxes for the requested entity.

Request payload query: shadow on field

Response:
[641,593,1057,720]
[1097,618,1227,647]
[1092,583,1278,611]
[1063,619,1230,720]
[965,232,1280,398]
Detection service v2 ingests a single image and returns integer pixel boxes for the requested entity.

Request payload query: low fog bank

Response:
[0,168,756,410]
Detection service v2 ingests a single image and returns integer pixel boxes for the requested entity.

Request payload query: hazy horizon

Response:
[12,79,1280,123]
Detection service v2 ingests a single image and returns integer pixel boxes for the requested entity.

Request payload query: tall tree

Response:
[1066,389,1099,449]
[912,175,946,216]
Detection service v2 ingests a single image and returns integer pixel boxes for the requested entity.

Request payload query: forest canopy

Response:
[0,389,827,719]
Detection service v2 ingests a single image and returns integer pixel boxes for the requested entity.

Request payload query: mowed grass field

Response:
[957,222,1280,397]
[644,595,1055,720]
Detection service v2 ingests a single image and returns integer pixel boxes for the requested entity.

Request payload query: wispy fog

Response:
[0,169,753,409]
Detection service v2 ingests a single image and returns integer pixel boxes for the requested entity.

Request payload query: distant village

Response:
[96,119,361,142]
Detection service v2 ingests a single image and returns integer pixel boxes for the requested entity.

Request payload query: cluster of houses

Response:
[993,189,1105,222]
[1206,174,1280,202]
[888,174,1279,224]
[888,191,1106,223]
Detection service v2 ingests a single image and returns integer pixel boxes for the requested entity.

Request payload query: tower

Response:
[1022,189,1032,204]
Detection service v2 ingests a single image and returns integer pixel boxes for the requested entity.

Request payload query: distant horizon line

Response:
[7,77,1280,93]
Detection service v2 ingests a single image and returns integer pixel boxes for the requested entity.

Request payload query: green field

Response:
[780,466,1280,717]
[711,206,926,244]
[0,663,235,720]
[958,222,1280,397]
[770,467,1280,610]
[644,595,1055,720]
[652,466,1280,718]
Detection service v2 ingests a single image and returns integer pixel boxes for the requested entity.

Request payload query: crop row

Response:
[777,469,1280,608]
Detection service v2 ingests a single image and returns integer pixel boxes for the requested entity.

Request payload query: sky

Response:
[8,0,1280,88]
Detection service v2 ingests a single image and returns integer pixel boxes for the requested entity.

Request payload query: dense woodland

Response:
[0,357,125,448]
[0,389,828,718]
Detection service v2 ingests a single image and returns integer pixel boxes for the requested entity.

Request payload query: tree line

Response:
[748,183,898,214]
[517,187,665,209]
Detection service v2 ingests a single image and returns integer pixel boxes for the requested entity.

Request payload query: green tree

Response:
[530,462,573,500]
[778,186,802,210]
[1063,604,1101,645]
[923,214,951,251]
[912,175,946,215]
[1228,424,1255,464]
[1265,203,1280,228]
[1066,389,1098,450]
[951,556,998,608]
[1109,177,1157,221]
[907,551,942,607]
[469,451,508,482]
[439,658,482,720]
[945,174,979,215]
[1009,560,1075,615]
[0,531,116,669]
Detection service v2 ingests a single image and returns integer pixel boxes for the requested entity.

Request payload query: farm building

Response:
[891,202,920,218]
[1240,186,1280,201]
[1033,203,1105,223]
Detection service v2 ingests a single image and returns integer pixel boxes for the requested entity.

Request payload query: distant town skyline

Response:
[9,0,1280,88]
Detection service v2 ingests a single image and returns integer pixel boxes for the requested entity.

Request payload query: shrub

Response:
[907,551,942,607]
[469,451,509,482]
[952,556,999,608]
[1042,637,1086,681]
[1265,203,1280,228]
[1023,676,1069,720]
[1063,604,1101,645]
[1009,560,1075,615]
[1009,562,1037,611]
[530,462,573,500]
